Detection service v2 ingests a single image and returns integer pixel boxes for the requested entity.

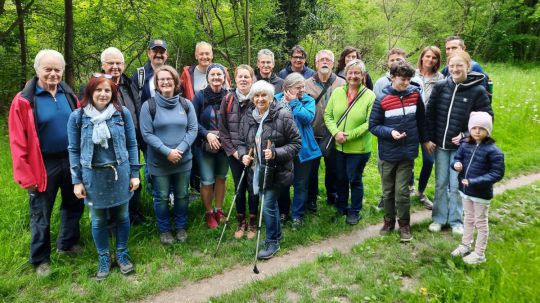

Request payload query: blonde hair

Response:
[447,50,472,72]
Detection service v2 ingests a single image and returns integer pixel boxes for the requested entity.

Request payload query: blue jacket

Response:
[275,92,320,163]
[67,106,140,184]
[369,85,426,161]
[452,138,505,200]
[278,63,316,80]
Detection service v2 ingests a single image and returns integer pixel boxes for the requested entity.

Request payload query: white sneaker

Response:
[428,222,442,232]
[452,225,464,235]
[463,252,486,264]
[451,244,471,257]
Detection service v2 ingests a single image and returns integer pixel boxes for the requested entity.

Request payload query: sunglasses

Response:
[92,73,113,79]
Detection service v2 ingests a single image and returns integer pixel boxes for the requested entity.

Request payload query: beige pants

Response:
[462,197,490,256]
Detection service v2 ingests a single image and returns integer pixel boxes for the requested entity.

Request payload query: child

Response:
[369,60,427,242]
[451,111,504,264]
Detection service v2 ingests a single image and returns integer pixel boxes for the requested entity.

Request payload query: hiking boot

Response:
[379,217,396,235]
[176,229,188,242]
[346,212,360,225]
[234,214,246,239]
[451,244,472,257]
[96,253,111,281]
[35,262,51,277]
[116,251,134,275]
[206,212,218,229]
[57,244,83,256]
[463,252,486,264]
[452,225,464,235]
[419,194,433,210]
[291,217,303,231]
[160,232,174,245]
[214,209,226,224]
[398,220,413,242]
[257,242,280,260]
[428,222,442,232]
[247,214,257,240]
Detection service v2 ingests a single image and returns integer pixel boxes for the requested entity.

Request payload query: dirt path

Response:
[139,173,540,303]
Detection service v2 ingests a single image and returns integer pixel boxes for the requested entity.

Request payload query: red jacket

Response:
[180,65,231,101]
[8,77,78,192]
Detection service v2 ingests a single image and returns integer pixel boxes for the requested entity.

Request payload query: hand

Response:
[424,141,436,155]
[24,184,38,191]
[454,162,463,172]
[283,90,297,102]
[391,130,407,140]
[263,148,274,160]
[167,149,182,164]
[461,179,469,186]
[130,178,140,192]
[242,154,253,166]
[451,133,462,145]
[233,151,240,160]
[207,132,221,150]
[335,132,348,144]
[74,183,87,199]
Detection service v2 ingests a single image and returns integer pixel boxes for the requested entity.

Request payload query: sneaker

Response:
[257,242,280,260]
[452,225,464,235]
[428,222,442,232]
[419,194,433,210]
[116,252,134,275]
[160,232,175,245]
[214,209,226,224]
[176,229,188,242]
[57,244,83,256]
[96,254,111,281]
[398,220,413,242]
[346,212,360,225]
[451,244,471,257]
[291,218,303,231]
[463,252,486,264]
[206,212,218,229]
[35,262,51,277]
[379,218,396,236]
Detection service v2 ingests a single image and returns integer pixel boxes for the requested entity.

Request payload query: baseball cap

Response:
[148,39,167,50]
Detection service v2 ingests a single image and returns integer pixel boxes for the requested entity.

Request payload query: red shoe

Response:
[206,212,218,229]
[214,209,226,224]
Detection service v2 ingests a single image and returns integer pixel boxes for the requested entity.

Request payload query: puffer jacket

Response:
[369,85,426,161]
[218,89,252,156]
[238,102,301,188]
[452,138,505,199]
[426,72,493,150]
[278,63,315,80]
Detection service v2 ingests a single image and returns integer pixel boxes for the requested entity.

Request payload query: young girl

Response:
[450,112,504,264]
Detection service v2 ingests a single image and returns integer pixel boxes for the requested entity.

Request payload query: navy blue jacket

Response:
[452,138,505,200]
[369,85,426,161]
[131,61,154,103]
[278,63,315,80]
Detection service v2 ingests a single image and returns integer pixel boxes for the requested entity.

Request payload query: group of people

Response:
[8,36,504,281]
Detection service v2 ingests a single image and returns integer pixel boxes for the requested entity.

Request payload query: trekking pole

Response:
[253,140,271,274]
[214,149,252,257]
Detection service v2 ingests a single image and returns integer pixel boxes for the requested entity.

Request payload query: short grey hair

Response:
[257,49,275,64]
[100,47,124,64]
[282,72,305,91]
[195,41,213,53]
[34,49,65,73]
[315,49,334,62]
[248,80,275,101]
[344,59,367,75]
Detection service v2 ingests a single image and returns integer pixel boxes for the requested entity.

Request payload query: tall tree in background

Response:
[64,0,74,87]
[14,0,27,88]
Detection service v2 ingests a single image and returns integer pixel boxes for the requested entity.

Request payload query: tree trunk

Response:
[64,0,74,87]
[243,0,250,64]
[14,0,27,89]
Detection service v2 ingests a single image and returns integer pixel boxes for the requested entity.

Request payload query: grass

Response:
[211,182,540,303]
[0,63,538,302]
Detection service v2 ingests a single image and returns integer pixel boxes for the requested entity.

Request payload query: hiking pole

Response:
[214,149,252,257]
[253,140,271,274]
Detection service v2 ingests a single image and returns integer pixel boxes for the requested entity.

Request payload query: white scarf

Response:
[83,103,117,149]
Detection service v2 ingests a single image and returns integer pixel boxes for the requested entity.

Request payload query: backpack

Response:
[147,96,191,121]
[225,91,235,114]
[136,67,145,99]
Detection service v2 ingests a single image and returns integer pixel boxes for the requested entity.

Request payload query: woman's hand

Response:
[451,133,463,145]
[263,148,274,160]
[130,178,140,192]
[424,141,436,155]
[391,130,407,140]
[167,149,182,164]
[74,183,87,199]
[242,154,253,166]
[207,132,221,150]
[461,179,469,186]
[335,131,348,144]
[284,90,297,102]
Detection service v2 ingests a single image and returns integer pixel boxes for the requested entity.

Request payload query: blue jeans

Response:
[291,158,314,219]
[433,148,462,227]
[262,186,282,244]
[152,171,190,233]
[89,203,130,255]
[335,151,371,215]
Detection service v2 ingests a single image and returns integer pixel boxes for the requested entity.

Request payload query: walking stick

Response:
[253,140,272,274]
[214,149,252,257]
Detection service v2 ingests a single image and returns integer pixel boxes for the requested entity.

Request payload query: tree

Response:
[64,0,74,87]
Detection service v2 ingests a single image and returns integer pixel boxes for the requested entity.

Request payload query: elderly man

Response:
[132,39,168,103]
[255,49,283,93]
[8,49,84,277]
[305,50,346,211]
[278,45,315,79]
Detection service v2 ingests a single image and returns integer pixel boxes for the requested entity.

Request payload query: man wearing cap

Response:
[132,39,168,103]
[278,45,315,80]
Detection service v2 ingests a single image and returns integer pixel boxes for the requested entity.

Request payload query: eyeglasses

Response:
[105,61,124,66]
[292,56,305,61]
[317,57,333,63]
[92,73,113,79]
[157,78,174,83]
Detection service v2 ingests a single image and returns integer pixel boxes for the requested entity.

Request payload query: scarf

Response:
[83,103,117,149]
[154,91,179,109]
[252,107,270,195]
[203,86,227,106]
[278,95,292,112]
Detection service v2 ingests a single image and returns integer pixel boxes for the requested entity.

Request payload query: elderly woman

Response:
[335,46,373,89]
[8,49,84,277]
[218,64,258,239]
[67,75,140,280]
[239,80,301,260]
[425,50,492,235]
[140,65,198,244]
[324,59,376,225]
[275,73,321,229]
[193,63,230,229]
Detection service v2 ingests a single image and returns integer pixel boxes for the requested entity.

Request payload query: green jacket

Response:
[324,84,375,154]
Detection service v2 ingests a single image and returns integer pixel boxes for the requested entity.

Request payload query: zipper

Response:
[442,83,460,149]
[399,96,406,146]
[463,143,480,195]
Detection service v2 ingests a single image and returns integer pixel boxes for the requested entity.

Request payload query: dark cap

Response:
[148,39,167,50]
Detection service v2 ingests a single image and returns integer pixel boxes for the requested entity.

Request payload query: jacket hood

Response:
[381,84,420,97]
[450,71,486,87]
[255,69,277,81]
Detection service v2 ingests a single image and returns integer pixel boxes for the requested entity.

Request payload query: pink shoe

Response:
[206,212,218,229]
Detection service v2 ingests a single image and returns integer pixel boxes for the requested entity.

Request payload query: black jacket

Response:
[238,102,301,188]
[426,72,492,150]
[255,69,284,93]
[452,138,504,199]
[218,89,252,157]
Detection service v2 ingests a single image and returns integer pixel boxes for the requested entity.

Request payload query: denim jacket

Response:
[67,106,140,184]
